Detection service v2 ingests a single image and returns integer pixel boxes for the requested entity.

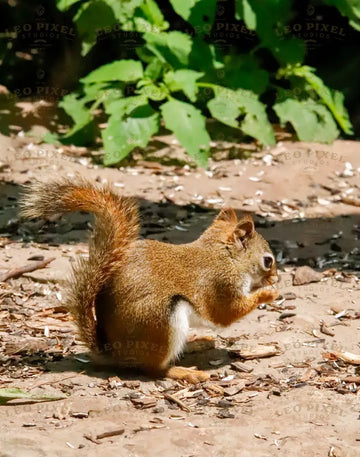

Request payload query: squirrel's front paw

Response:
[256,288,279,305]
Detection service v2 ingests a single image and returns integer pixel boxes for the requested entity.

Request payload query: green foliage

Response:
[274,99,339,142]
[169,0,218,28]
[207,86,275,145]
[80,60,143,83]
[277,64,353,135]
[161,99,210,167]
[53,0,356,166]
[323,0,360,31]
[102,104,159,165]
[235,0,306,64]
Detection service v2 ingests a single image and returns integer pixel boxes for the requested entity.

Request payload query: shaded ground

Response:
[0,133,360,457]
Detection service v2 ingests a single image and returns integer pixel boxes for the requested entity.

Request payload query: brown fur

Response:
[19,179,279,384]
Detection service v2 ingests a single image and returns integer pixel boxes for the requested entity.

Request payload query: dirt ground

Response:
[0,132,360,457]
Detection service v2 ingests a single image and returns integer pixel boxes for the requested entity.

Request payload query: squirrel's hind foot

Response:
[165,366,210,384]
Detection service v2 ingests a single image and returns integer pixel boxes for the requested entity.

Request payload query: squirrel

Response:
[19,177,279,383]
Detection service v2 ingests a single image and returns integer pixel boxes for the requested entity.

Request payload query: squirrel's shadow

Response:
[11,346,232,383]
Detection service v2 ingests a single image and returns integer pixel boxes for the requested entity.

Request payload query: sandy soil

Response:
[0,133,360,457]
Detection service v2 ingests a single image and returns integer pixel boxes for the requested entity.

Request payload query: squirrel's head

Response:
[201,208,278,291]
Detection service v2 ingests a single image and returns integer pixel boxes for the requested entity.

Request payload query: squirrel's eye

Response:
[262,255,273,270]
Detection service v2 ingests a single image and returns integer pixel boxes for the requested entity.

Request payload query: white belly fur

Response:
[161,299,192,368]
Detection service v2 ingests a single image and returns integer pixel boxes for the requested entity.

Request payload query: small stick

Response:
[96,429,125,440]
[163,392,191,412]
[28,371,85,391]
[341,195,360,207]
[84,428,125,444]
[0,257,55,282]
[84,434,101,445]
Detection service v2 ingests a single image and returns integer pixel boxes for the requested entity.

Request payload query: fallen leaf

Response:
[0,388,65,405]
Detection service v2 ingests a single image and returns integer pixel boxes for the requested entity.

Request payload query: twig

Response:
[28,371,85,391]
[84,434,101,445]
[84,428,125,444]
[341,195,360,207]
[96,429,125,440]
[163,392,191,412]
[0,257,55,282]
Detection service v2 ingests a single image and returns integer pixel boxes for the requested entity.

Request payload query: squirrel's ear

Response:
[230,214,255,246]
[215,207,237,223]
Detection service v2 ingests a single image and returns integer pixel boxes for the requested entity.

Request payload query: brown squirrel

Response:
[20,178,279,383]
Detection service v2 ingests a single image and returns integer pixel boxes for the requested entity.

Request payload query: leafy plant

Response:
[53,0,357,166]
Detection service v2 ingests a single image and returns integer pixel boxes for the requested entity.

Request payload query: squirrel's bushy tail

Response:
[20,177,139,350]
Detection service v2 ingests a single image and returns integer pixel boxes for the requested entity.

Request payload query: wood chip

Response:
[320,321,335,337]
[131,397,157,409]
[282,292,297,300]
[223,381,246,396]
[341,195,360,207]
[293,266,322,285]
[217,409,235,419]
[229,344,282,360]
[341,376,360,383]
[184,335,215,353]
[230,361,254,373]
[279,312,296,320]
[322,351,360,365]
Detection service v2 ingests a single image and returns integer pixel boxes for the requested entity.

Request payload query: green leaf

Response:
[323,0,360,31]
[81,60,143,84]
[235,0,256,27]
[82,83,109,102]
[59,93,96,144]
[139,0,168,29]
[144,58,164,81]
[73,1,116,56]
[42,131,60,144]
[138,83,168,101]
[274,98,340,142]
[0,388,65,405]
[102,105,159,164]
[160,99,210,167]
[136,46,158,64]
[104,95,147,116]
[169,0,217,28]
[59,93,92,135]
[278,64,353,134]
[164,69,204,101]
[235,0,305,65]
[223,54,269,94]
[103,0,143,23]
[207,87,275,145]
[56,0,81,11]
[144,31,192,69]
[189,38,224,74]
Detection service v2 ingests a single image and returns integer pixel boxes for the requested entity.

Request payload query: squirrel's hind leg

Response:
[143,299,211,384]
